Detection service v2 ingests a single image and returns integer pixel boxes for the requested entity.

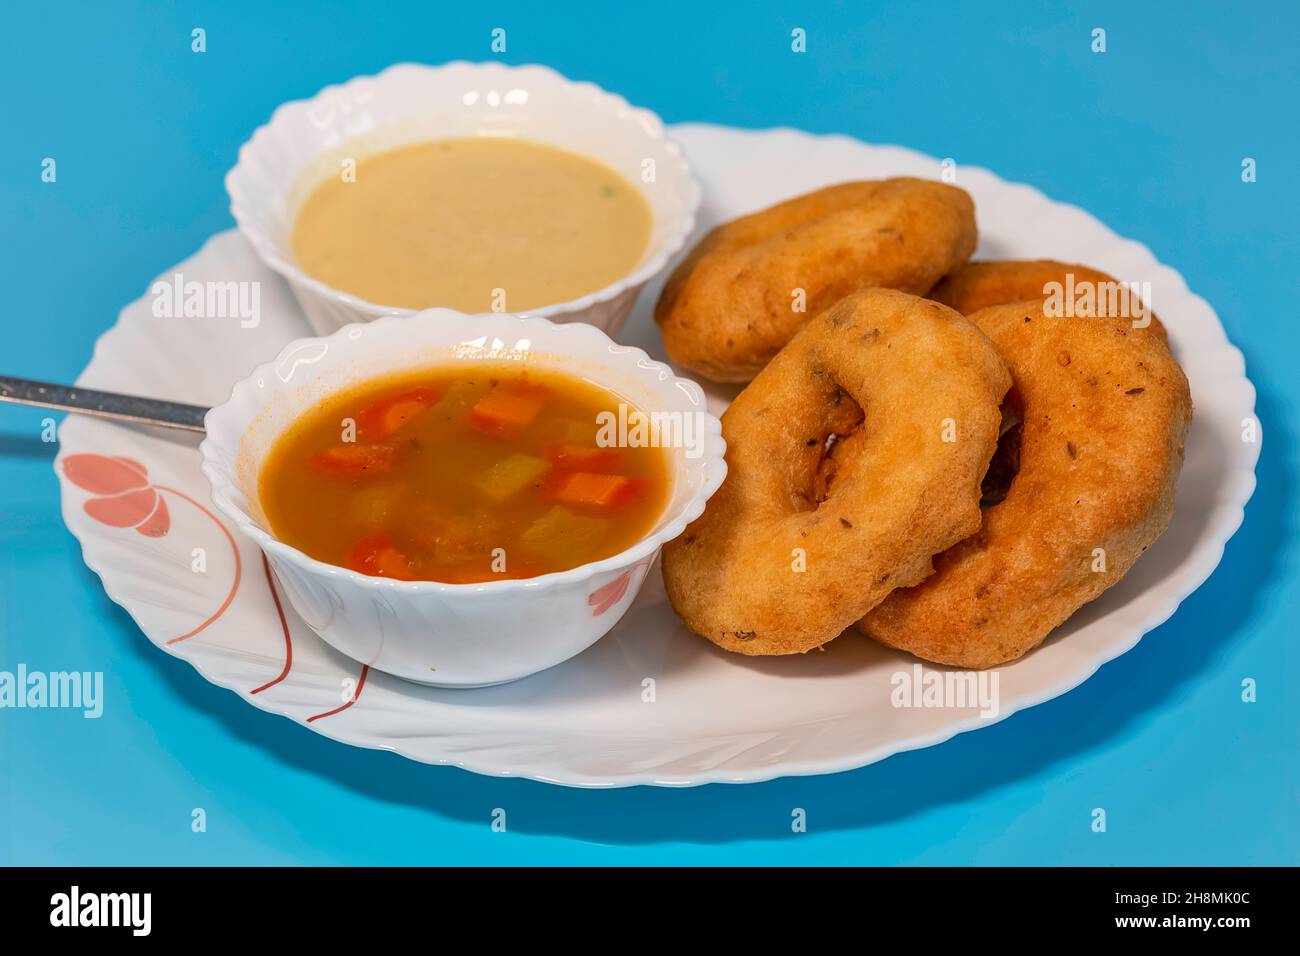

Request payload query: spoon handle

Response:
[0,375,209,433]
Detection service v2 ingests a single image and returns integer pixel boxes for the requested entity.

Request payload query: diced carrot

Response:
[543,443,621,472]
[356,386,442,440]
[543,471,643,508]
[467,385,546,438]
[346,532,414,580]
[309,443,398,477]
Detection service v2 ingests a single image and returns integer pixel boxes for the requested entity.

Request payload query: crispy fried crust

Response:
[857,301,1192,668]
[662,289,1011,655]
[655,179,978,383]
[928,259,1168,340]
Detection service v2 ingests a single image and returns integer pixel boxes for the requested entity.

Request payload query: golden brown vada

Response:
[928,259,1168,340]
[662,288,1011,655]
[857,300,1192,668]
[655,178,978,383]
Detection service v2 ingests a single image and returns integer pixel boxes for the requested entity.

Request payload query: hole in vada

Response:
[981,392,1024,509]
[804,386,865,507]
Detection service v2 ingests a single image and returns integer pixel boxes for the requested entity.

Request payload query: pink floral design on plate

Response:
[62,453,240,645]
[63,454,170,536]
[61,453,363,718]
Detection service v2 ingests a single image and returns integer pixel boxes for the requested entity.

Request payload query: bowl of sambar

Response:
[199,310,725,687]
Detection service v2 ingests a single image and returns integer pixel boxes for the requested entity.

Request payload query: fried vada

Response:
[655,178,978,383]
[928,259,1167,340]
[858,300,1192,668]
[662,288,1011,655]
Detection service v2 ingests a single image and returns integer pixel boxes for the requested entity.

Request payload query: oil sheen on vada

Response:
[662,288,1011,656]
[858,300,1192,668]
[655,178,978,383]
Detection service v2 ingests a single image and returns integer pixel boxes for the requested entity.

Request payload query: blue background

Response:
[1,0,1295,865]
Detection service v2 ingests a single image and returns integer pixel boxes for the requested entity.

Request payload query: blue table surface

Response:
[1,0,1296,866]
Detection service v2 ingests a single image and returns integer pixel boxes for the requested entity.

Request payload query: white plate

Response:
[55,124,1259,788]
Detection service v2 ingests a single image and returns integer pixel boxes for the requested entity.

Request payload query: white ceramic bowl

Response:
[225,61,701,336]
[198,312,726,687]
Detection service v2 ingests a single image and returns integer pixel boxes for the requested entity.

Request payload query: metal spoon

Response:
[0,375,208,433]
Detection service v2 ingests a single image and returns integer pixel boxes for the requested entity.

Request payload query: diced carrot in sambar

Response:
[357,386,442,439]
[467,385,546,438]
[544,471,642,508]
[347,531,414,580]
[309,443,398,477]
[476,454,550,502]
[543,443,621,472]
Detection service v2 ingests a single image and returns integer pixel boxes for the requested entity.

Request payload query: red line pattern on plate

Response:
[250,553,293,695]
[306,665,369,723]
[154,485,242,645]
